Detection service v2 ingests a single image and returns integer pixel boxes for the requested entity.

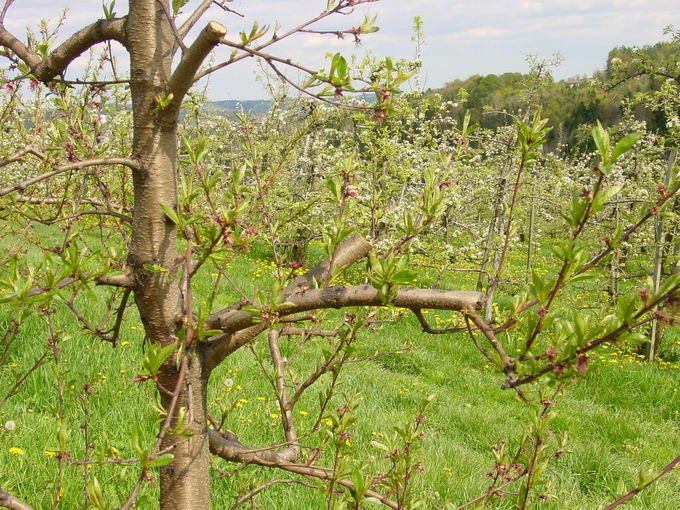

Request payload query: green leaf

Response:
[87,477,106,510]
[611,133,642,162]
[150,453,174,468]
[160,204,180,225]
[172,0,189,15]
[592,121,610,163]
[568,272,598,285]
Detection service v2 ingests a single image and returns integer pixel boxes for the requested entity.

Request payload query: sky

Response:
[2,1,679,100]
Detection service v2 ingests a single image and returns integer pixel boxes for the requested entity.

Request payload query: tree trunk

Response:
[158,355,211,509]
[126,2,211,508]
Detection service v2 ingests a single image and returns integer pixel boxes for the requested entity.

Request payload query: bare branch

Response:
[36,209,132,225]
[0,146,46,168]
[6,194,128,211]
[208,429,398,509]
[228,479,315,510]
[0,158,139,197]
[208,428,298,465]
[1,273,91,303]
[283,233,371,294]
[0,0,15,24]
[280,326,338,337]
[468,313,513,370]
[0,489,33,510]
[604,454,680,509]
[178,0,213,38]
[267,330,298,448]
[96,271,134,289]
[194,1,378,81]
[413,308,467,334]
[165,21,226,115]
[0,18,127,81]
[207,285,483,335]
[202,232,479,371]
[155,0,187,52]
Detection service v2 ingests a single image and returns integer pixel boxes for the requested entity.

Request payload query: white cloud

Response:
[0,1,678,98]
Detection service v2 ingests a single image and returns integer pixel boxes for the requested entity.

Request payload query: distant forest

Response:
[424,39,678,151]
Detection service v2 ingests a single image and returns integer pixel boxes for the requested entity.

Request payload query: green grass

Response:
[1,241,679,509]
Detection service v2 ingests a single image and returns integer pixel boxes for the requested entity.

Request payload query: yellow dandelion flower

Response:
[8,447,24,455]
[299,410,308,416]
[270,413,279,419]
[45,450,58,457]
[256,397,266,401]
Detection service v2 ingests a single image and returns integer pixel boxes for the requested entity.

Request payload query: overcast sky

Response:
[3,1,679,100]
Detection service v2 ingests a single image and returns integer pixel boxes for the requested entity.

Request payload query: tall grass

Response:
[0,244,679,509]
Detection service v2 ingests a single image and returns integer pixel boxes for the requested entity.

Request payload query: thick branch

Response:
[165,21,226,116]
[283,233,372,294]
[208,429,298,465]
[0,158,139,197]
[207,285,483,334]
[96,271,134,289]
[0,489,33,510]
[0,18,126,81]
[202,232,372,369]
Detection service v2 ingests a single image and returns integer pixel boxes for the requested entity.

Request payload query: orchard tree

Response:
[1,2,680,510]
[0,2,483,508]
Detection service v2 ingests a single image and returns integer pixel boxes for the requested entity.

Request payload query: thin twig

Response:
[604,454,680,509]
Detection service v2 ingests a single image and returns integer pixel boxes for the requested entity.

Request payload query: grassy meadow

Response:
[1,238,679,509]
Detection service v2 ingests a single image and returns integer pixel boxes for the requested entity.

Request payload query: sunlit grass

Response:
[0,241,679,509]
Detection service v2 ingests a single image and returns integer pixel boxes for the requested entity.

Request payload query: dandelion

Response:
[8,447,24,455]
[270,413,279,419]
[4,421,16,431]
[121,341,130,346]
[256,396,266,401]
[44,450,58,457]
[299,410,308,416]
[223,378,234,387]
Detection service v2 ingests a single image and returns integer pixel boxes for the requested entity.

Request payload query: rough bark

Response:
[125,2,219,508]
